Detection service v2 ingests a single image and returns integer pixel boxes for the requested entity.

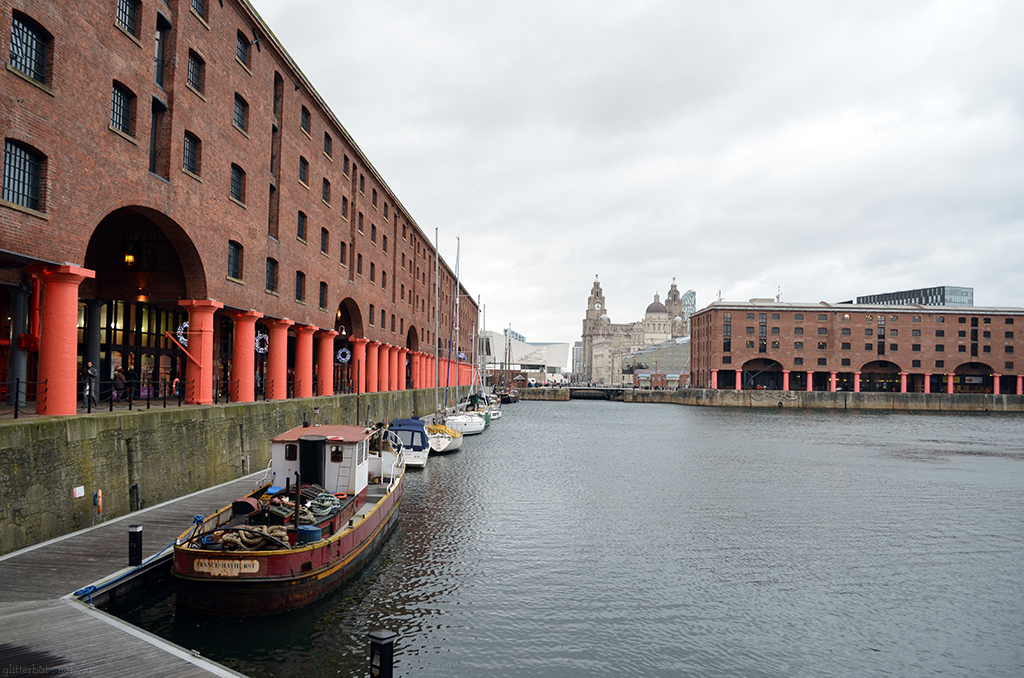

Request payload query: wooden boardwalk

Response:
[0,474,265,676]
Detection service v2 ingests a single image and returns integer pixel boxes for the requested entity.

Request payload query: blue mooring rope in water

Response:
[73,517,205,605]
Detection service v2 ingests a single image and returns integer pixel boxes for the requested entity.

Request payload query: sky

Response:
[247,0,1024,347]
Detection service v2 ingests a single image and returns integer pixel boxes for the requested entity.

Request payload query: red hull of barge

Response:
[172,477,404,616]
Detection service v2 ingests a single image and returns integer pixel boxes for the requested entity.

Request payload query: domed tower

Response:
[581,276,607,380]
[642,293,671,345]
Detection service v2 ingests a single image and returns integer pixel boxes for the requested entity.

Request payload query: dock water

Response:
[0,474,264,677]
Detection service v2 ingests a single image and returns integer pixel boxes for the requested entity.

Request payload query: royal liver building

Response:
[581,277,695,383]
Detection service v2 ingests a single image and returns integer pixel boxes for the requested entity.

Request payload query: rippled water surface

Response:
[118,402,1024,677]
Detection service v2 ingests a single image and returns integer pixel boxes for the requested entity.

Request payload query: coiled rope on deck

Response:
[308,493,342,518]
[220,525,290,551]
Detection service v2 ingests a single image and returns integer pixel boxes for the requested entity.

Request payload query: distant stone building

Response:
[581,277,694,384]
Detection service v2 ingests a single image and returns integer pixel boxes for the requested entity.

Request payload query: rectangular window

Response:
[372,188,378,206]
[295,271,305,301]
[357,253,362,275]
[890,329,898,337]
[301,106,310,133]
[889,343,898,351]
[319,281,327,309]
[297,212,307,241]
[233,94,248,131]
[324,132,332,156]
[320,227,328,254]
[265,258,277,292]
[723,338,731,352]
[343,155,350,175]
[1006,331,1015,339]
[817,342,827,350]
[339,241,347,266]
[2,140,42,211]
[229,164,245,203]
[341,196,348,218]
[370,262,375,282]
[358,212,363,232]
[1005,346,1014,354]
[154,21,168,86]
[116,0,138,35]
[9,14,48,84]
[227,240,243,279]
[191,0,206,18]
[794,314,803,321]
[936,316,945,323]
[110,82,134,135]
[183,132,200,175]
[369,304,375,324]
[841,342,850,350]
[382,271,387,289]
[794,342,803,350]
[794,327,803,335]
[745,340,754,349]
[359,174,365,193]
[817,314,827,321]
[771,340,779,349]
[746,326,754,334]
[912,344,921,352]
[841,358,851,366]
[936,329,945,337]
[912,360,921,368]
[187,51,204,92]
[794,357,804,366]
[936,360,945,368]
[936,344,945,352]
[817,327,827,335]
[383,235,388,253]
[817,358,827,366]
[912,329,921,337]
[771,327,779,334]
[322,178,330,204]
[236,31,250,66]
[1006,318,1015,325]
[841,328,851,336]
[299,156,308,184]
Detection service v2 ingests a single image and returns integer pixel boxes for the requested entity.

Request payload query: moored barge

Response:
[171,423,404,616]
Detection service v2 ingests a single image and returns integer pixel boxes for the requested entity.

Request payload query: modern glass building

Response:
[855,286,974,307]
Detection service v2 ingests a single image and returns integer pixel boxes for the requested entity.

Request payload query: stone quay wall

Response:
[522,387,1024,412]
[0,388,464,556]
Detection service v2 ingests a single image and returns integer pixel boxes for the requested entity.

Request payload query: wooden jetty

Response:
[0,474,264,677]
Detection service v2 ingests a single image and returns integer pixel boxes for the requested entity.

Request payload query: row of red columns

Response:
[710,368,1021,394]
[346,340,471,394]
[28,264,473,415]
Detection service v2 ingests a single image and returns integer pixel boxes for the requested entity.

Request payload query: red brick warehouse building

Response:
[0,0,479,415]
[691,301,1024,394]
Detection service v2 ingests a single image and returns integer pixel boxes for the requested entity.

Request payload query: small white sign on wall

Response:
[72,485,85,499]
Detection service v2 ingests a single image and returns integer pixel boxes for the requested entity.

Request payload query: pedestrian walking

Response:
[84,361,99,406]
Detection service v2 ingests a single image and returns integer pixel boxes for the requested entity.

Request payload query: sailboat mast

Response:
[434,228,439,413]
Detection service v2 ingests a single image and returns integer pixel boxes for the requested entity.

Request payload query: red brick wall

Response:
[0,0,476,351]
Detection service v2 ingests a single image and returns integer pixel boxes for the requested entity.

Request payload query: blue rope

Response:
[74,539,178,604]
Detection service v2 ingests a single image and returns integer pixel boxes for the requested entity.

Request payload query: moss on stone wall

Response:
[0,388,465,555]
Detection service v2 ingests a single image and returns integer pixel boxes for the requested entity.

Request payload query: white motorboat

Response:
[389,418,430,468]
[444,411,486,436]
[426,424,464,453]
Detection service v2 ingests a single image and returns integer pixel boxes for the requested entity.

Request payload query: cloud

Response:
[249,0,1024,346]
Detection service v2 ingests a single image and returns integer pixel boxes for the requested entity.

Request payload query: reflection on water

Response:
[113,403,1024,677]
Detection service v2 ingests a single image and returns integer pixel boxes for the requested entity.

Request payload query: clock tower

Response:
[581,277,606,381]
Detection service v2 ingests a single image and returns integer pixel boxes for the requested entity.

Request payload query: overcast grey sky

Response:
[248,0,1024,346]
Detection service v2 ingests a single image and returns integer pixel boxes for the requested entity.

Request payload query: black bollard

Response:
[368,629,397,678]
[128,524,143,566]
